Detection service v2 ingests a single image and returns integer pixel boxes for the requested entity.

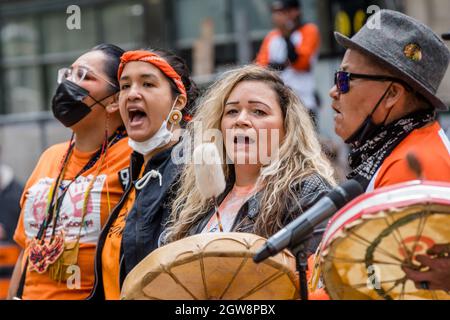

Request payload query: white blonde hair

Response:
[165,65,335,241]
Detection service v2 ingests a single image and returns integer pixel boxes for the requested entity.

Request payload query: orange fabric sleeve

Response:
[255,31,277,66]
[14,175,43,249]
[374,123,450,188]
[291,23,320,72]
[13,144,68,249]
[102,190,136,300]
[13,210,26,249]
[374,158,418,189]
[13,180,32,249]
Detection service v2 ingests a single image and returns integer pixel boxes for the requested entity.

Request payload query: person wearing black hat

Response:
[402,31,450,294]
[329,9,450,192]
[256,0,321,122]
[326,10,450,298]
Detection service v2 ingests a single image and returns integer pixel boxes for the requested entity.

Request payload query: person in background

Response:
[0,148,23,299]
[0,148,23,242]
[256,0,321,124]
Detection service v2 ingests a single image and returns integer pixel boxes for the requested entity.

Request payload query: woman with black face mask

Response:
[7,44,132,300]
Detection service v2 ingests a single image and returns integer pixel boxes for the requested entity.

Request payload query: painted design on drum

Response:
[364,210,443,300]
[398,235,435,261]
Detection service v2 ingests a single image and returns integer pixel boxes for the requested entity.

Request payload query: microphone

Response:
[253,179,364,263]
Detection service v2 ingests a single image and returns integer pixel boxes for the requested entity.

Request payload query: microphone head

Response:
[253,244,273,263]
[254,240,281,263]
[193,143,226,200]
[328,179,364,209]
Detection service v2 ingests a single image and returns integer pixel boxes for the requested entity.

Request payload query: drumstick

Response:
[214,199,224,232]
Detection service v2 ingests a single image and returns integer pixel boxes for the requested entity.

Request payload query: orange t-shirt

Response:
[256,23,320,72]
[101,188,136,300]
[369,121,450,190]
[14,138,131,300]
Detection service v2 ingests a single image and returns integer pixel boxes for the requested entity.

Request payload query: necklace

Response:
[27,127,127,280]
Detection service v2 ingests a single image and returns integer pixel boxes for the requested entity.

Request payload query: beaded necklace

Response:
[27,126,127,280]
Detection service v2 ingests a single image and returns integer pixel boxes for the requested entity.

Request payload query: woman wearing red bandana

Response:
[89,49,199,300]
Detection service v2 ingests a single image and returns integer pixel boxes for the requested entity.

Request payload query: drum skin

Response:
[121,232,299,300]
[320,181,450,300]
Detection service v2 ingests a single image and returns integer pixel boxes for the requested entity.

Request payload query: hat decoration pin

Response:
[334,9,450,111]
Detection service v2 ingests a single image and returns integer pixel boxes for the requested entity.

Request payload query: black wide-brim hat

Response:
[271,0,300,11]
[335,10,450,111]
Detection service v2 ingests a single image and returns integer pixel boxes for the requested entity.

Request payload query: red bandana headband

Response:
[117,50,187,98]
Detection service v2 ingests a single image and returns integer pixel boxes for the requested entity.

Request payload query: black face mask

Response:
[51,80,115,127]
[344,83,394,146]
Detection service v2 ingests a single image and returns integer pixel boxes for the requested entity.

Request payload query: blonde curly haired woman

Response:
[163,65,335,257]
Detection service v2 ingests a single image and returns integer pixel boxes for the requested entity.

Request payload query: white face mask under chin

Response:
[128,98,179,155]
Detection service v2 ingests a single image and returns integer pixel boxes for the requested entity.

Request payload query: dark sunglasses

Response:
[334,70,410,94]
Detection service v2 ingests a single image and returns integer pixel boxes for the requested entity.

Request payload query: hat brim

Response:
[334,31,449,111]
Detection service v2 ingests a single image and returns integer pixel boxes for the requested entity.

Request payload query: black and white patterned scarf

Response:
[347,109,436,189]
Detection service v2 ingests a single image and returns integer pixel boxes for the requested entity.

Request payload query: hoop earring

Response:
[168,109,183,125]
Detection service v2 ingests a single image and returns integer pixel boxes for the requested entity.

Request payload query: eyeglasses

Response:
[57,66,117,88]
[334,70,410,94]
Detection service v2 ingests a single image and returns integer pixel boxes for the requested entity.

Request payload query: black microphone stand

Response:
[290,238,311,300]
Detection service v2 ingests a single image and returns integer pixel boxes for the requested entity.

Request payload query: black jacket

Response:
[121,147,181,276]
[188,173,332,256]
[89,146,181,300]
